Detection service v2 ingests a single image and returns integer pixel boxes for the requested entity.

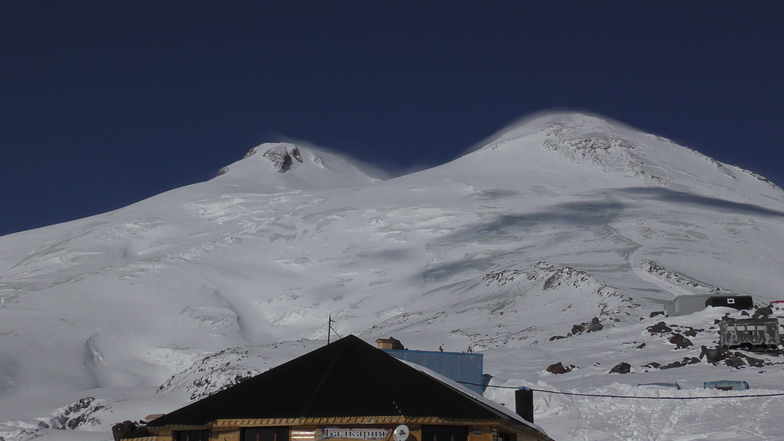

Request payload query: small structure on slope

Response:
[719,317,780,351]
[704,380,750,391]
[663,294,753,316]
[376,338,484,394]
[130,335,552,441]
[705,296,754,310]
[637,383,681,390]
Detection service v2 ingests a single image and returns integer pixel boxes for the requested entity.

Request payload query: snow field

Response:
[3,114,784,439]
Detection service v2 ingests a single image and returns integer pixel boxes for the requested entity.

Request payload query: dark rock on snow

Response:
[547,362,572,374]
[725,355,746,368]
[699,345,725,364]
[669,333,693,349]
[647,321,672,335]
[610,362,631,374]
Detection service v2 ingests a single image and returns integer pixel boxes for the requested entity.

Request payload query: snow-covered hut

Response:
[129,335,553,441]
[664,294,754,316]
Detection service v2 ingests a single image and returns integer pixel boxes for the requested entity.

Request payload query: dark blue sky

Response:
[2,1,783,237]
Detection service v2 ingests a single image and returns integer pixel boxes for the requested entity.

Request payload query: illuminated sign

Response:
[319,428,391,441]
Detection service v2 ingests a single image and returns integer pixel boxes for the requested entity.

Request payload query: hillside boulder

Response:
[609,362,631,374]
[546,362,572,374]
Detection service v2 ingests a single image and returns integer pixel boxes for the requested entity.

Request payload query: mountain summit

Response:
[461,112,778,195]
[214,141,381,193]
[1,113,784,441]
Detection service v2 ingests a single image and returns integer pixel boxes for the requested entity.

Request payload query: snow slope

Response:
[2,113,784,440]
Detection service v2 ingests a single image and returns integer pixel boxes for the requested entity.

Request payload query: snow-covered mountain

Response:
[2,113,784,440]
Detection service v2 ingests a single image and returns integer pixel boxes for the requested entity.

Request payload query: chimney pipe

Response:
[515,387,534,424]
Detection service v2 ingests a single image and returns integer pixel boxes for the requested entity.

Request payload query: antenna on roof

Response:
[327,315,342,345]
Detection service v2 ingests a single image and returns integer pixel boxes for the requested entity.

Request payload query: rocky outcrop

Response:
[263,145,303,172]
[546,362,573,374]
[609,362,631,374]
[157,347,261,400]
[668,333,694,349]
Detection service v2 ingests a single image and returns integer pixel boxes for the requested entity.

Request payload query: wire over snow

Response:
[460,382,784,400]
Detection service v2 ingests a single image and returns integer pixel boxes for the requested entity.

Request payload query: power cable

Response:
[330,325,342,340]
[458,381,784,400]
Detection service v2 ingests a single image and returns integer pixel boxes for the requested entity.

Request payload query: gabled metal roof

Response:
[148,335,539,434]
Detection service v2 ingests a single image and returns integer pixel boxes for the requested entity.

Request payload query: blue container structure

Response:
[383,349,484,394]
[703,380,750,391]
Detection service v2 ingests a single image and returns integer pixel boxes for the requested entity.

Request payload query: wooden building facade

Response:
[128,335,552,441]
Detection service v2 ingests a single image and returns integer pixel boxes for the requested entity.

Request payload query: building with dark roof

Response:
[130,335,553,441]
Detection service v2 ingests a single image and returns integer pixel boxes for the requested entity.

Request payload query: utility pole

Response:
[328,315,332,344]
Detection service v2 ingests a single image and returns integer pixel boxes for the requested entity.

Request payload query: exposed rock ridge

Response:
[263,145,303,173]
[156,348,262,401]
[640,260,729,294]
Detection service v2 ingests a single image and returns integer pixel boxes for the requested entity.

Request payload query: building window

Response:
[177,430,210,441]
[421,426,467,441]
[244,427,291,441]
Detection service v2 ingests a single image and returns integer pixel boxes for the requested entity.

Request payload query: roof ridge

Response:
[300,338,350,416]
[354,340,405,416]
